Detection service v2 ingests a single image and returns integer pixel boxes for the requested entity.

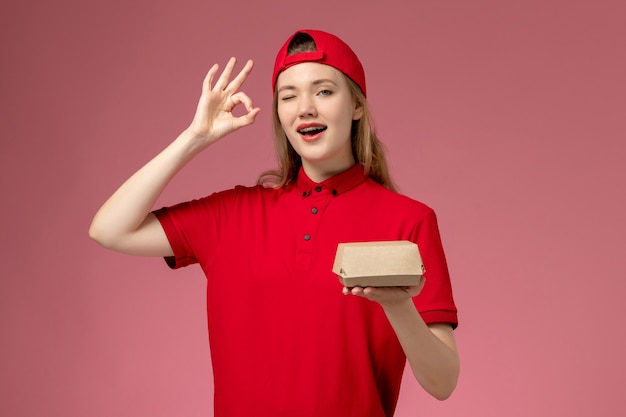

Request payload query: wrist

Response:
[381,297,415,315]
[176,128,215,156]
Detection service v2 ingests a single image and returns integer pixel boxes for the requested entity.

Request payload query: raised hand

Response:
[188,57,261,147]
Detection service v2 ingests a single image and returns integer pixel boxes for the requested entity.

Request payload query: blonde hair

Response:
[258,35,396,192]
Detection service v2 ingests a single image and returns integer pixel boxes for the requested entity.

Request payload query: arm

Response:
[89,58,260,256]
[344,282,460,400]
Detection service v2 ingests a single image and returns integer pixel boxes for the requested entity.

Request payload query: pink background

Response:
[1,0,625,416]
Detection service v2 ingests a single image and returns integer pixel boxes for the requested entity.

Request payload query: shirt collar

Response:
[295,164,368,198]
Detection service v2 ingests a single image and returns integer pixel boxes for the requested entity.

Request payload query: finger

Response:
[362,287,375,296]
[225,59,254,93]
[202,64,219,93]
[349,286,365,296]
[214,57,237,91]
[229,92,255,112]
[231,107,261,130]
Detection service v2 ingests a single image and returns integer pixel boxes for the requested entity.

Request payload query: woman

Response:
[90,29,459,416]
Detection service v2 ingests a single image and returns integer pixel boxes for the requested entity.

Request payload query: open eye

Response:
[318,89,332,96]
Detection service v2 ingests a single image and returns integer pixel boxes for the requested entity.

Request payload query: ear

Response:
[352,99,364,121]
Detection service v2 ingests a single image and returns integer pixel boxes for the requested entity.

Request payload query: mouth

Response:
[297,125,328,137]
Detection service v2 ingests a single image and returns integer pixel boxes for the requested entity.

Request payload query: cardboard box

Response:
[332,240,425,287]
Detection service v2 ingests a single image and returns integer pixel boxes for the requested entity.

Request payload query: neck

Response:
[301,156,356,183]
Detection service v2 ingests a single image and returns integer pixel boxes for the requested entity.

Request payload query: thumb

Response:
[231,107,261,130]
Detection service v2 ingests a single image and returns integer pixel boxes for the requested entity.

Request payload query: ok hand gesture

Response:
[188,58,261,147]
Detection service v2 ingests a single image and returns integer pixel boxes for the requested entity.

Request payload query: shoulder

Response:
[157,183,277,215]
[199,183,280,202]
[361,179,435,220]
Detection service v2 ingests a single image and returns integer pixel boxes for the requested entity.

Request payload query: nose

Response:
[297,95,317,118]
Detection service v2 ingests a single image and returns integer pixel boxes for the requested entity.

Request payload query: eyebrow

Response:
[277,78,338,93]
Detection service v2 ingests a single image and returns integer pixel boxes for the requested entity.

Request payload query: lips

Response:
[297,123,327,141]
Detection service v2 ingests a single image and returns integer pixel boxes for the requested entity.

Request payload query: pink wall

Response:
[1,0,625,416]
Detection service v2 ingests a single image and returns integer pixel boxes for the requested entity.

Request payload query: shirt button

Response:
[315,186,322,192]
[311,207,318,214]
[304,234,311,241]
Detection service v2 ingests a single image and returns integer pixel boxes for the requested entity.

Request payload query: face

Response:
[276,62,363,182]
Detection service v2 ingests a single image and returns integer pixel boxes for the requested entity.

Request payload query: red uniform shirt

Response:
[154,164,457,417]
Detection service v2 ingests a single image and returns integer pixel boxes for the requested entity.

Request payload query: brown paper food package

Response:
[332,240,425,287]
